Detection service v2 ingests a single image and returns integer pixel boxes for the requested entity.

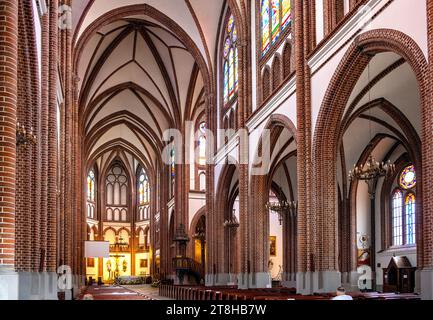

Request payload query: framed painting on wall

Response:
[140,259,148,268]
[87,258,95,268]
[270,236,277,257]
[357,249,370,266]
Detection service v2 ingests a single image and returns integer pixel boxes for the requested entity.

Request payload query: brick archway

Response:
[212,161,239,282]
[249,114,297,287]
[341,98,422,277]
[189,206,206,259]
[312,29,428,275]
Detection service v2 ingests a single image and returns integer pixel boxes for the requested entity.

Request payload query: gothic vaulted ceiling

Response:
[72,0,234,173]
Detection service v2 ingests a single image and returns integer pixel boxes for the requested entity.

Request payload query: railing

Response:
[172,257,204,283]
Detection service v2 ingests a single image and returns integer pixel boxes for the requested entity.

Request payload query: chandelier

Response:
[193,227,206,241]
[224,210,240,228]
[349,154,395,197]
[265,200,297,225]
[347,54,395,197]
[16,122,37,146]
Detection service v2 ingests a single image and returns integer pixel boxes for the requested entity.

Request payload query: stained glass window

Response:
[399,165,416,190]
[261,0,292,55]
[223,62,229,100]
[271,0,280,43]
[199,122,206,134]
[87,169,96,219]
[223,14,238,105]
[170,147,175,197]
[261,0,270,54]
[224,38,231,57]
[138,167,150,220]
[405,193,416,245]
[170,148,175,178]
[282,0,292,29]
[392,190,403,246]
[197,122,207,166]
[391,164,417,247]
[87,170,95,202]
[138,168,149,205]
[227,14,235,33]
[234,47,238,92]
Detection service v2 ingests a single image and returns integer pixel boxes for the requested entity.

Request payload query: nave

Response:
[1,0,433,301]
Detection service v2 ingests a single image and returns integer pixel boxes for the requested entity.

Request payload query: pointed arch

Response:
[271,54,282,91]
[313,29,428,272]
[282,42,292,78]
[262,67,271,102]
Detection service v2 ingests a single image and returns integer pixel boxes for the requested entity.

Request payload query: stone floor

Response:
[80,285,151,300]
[122,284,173,300]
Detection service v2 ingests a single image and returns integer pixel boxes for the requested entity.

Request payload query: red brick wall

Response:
[0,0,18,268]
[15,0,40,272]
[47,0,59,273]
[422,0,433,269]
[11,0,59,273]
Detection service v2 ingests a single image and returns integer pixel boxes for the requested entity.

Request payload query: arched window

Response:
[87,169,96,219]
[223,14,238,106]
[195,121,207,191]
[405,193,416,245]
[261,0,292,56]
[198,122,206,166]
[87,169,95,202]
[199,172,206,191]
[104,229,116,245]
[391,165,416,247]
[137,166,150,221]
[139,229,145,246]
[105,162,129,222]
[170,147,175,198]
[221,13,238,142]
[138,168,149,205]
[391,190,403,247]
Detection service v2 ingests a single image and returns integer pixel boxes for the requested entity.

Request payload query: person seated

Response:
[331,287,353,300]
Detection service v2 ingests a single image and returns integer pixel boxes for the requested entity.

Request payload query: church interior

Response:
[1,0,433,301]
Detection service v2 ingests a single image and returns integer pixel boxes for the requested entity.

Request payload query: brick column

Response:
[294,0,310,293]
[0,0,18,270]
[62,0,73,273]
[234,7,250,289]
[47,0,59,273]
[39,0,50,273]
[295,0,337,295]
[204,93,214,285]
[420,0,433,300]
[159,165,169,278]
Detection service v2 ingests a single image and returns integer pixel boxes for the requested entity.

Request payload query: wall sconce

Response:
[16,122,37,146]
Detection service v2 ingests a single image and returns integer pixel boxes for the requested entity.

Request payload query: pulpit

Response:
[382,256,416,293]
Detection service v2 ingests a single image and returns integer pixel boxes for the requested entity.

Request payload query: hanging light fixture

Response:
[348,55,395,197]
[224,209,240,228]
[16,122,37,146]
[265,170,297,225]
[266,200,297,225]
